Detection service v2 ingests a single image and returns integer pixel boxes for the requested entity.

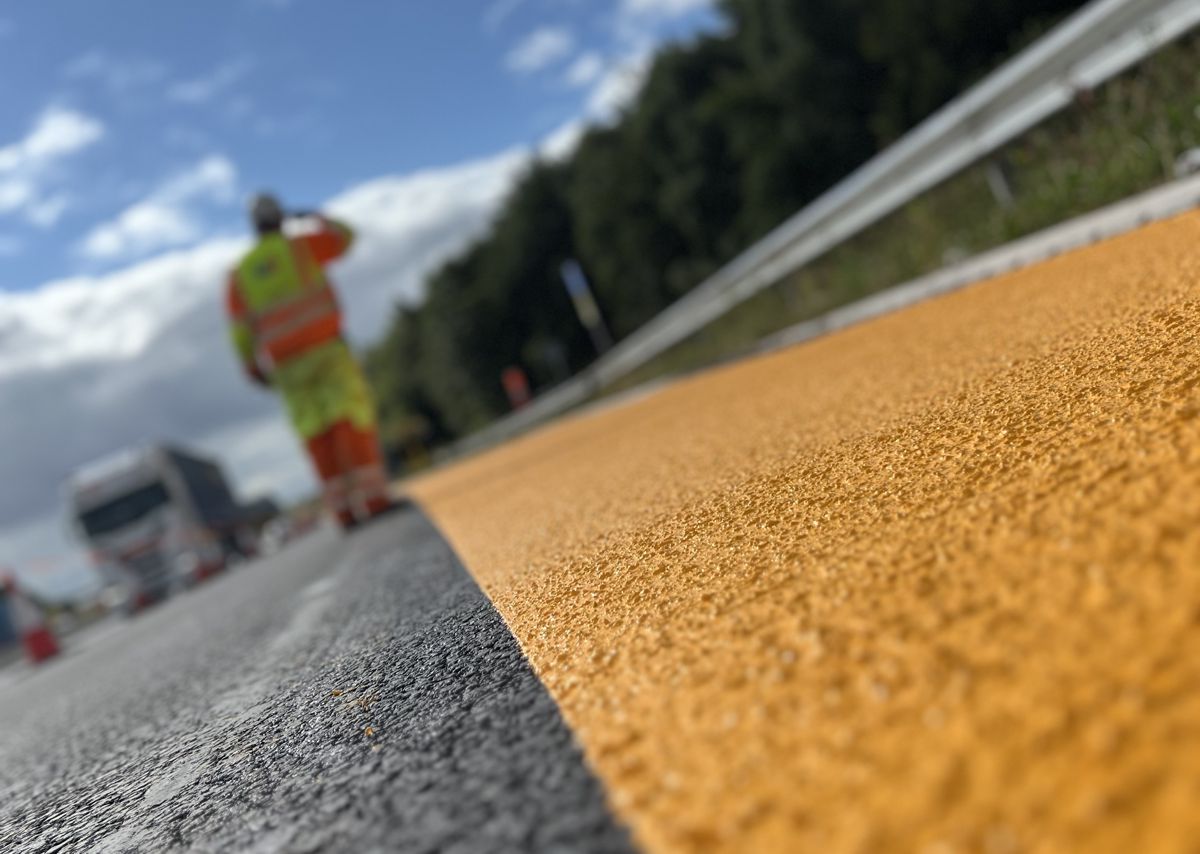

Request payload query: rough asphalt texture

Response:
[412,213,1200,852]
[0,509,633,853]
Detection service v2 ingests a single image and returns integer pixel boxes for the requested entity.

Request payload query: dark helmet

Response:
[248,192,284,234]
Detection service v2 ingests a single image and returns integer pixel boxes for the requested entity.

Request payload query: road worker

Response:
[226,193,394,531]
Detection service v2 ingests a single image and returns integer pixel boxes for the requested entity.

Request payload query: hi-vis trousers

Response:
[305,420,392,529]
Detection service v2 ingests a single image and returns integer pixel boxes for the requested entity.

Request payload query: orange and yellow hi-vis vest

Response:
[226,220,377,440]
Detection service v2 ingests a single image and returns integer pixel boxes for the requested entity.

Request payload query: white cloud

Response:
[620,0,713,18]
[78,155,238,261]
[168,59,253,104]
[160,154,238,202]
[81,203,202,261]
[62,50,166,94]
[564,51,605,88]
[0,108,105,171]
[586,52,652,119]
[325,149,527,338]
[0,149,527,574]
[27,195,71,228]
[506,26,575,74]
[615,0,719,50]
[0,107,104,226]
[540,119,586,161]
[603,0,718,104]
[0,181,33,213]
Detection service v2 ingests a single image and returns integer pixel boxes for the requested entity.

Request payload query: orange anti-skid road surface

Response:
[411,214,1200,853]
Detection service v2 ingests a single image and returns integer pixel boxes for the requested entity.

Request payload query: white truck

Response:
[68,445,257,613]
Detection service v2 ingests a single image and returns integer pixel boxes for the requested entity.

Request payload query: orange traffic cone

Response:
[2,575,59,664]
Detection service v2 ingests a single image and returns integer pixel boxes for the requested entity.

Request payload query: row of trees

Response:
[365,0,1083,460]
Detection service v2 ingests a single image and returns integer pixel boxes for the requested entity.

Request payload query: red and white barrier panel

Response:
[2,574,60,664]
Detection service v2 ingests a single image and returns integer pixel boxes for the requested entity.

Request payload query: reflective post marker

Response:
[560,260,613,355]
[501,366,533,409]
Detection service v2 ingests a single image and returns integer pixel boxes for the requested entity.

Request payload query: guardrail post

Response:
[985,158,1016,209]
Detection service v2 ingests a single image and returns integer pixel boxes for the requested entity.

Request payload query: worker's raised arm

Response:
[300,215,355,265]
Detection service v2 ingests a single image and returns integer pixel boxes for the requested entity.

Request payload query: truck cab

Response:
[68,446,253,613]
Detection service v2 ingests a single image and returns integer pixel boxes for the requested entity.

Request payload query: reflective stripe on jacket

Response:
[247,279,340,366]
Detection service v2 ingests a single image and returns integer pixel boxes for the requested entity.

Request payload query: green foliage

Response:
[367,162,592,441]
[366,0,1085,461]
[606,33,1200,396]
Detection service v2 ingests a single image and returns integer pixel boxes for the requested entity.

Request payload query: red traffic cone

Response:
[2,575,59,664]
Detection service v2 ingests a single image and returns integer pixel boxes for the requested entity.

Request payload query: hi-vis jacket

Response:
[226,219,377,439]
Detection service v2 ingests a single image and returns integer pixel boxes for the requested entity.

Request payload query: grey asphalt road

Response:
[0,508,633,853]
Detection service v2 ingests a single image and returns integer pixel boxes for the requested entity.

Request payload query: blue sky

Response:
[0,0,719,289]
[0,0,720,593]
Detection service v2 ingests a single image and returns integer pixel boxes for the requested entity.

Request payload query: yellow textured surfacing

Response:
[410,214,1200,853]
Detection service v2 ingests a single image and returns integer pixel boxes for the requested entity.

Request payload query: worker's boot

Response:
[365,495,407,523]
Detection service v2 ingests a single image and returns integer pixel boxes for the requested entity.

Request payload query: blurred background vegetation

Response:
[366,0,1199,469]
